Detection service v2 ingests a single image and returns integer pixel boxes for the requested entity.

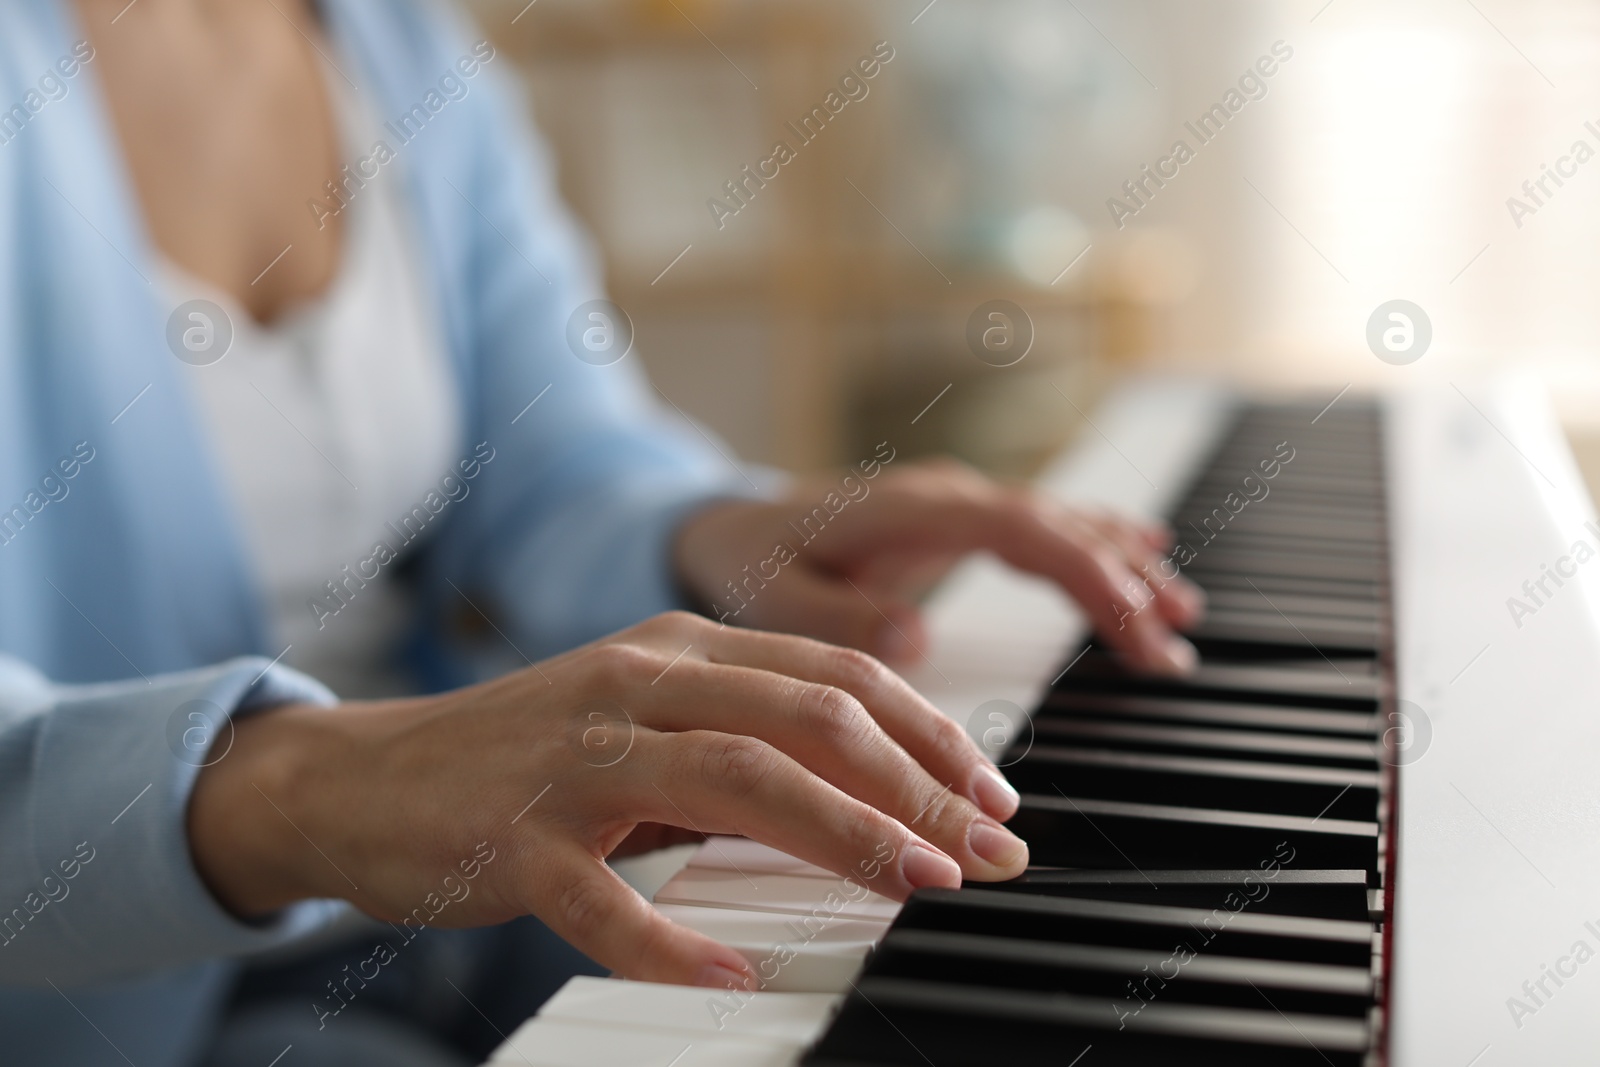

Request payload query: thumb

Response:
[738,569,927,665]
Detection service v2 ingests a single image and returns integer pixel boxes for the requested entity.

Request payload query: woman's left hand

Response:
[674,458,1206,676]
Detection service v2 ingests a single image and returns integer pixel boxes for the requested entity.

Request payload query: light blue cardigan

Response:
[0,1,753,1062]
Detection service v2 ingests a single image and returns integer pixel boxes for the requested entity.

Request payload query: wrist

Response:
[672,497,776,614]
[187,700,361,917]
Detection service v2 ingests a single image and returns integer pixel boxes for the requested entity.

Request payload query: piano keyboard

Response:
[487,381,1600,1066]
[803,398,1393,1066]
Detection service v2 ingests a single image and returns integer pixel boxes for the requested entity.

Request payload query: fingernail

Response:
[901,844,961,890]
[968,820,1027,867]
[1162,635,1198,674]
[695,962,756,991]
[972,766,1020,820]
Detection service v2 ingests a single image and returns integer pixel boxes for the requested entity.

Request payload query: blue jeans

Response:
[201,917,605,1067]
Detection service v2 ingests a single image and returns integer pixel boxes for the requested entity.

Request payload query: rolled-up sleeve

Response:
[0,655,346,987]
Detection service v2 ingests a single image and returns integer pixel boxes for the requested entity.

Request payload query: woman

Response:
[0,1,1203,1064]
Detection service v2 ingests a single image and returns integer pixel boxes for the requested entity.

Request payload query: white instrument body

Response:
[487,379,1600,1067]
[1387,382,1600,1067]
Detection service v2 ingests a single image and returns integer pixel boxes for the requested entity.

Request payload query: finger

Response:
[941,495,1197,675]
[1076,513,1205,629]
[631,657,1025,877]
[730,568,929,667]
[1085,554,1199,678]
[814,480,1196,674]
[639,729,995,899]
[696,626,1020,822]
[533,841,758,989]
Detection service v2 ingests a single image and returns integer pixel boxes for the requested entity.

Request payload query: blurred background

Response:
[466,0,1600,492]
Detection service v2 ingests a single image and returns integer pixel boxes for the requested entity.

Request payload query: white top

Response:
[158,78,461,698]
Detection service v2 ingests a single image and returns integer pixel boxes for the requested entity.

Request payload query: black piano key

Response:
[1177,550,1388,575]
[1182,536,1383,562]
[869,928,1375,1015]
[1208,510,1382,529]
[1181,555,1384,582]
[1184,531,1380,552]
[1177,493,1382,517]
[1183,553,1382,584]
[1216,424,1377,439]
[1203,585,1382,617]
[1216,438,1377,454]
[1176,502,1381,525]
[1070,646,1379,675]
[1196,600,1384,624]
[1198,471,1383,489]
[1185,614,1380,655]
[1191,518,1385,544]
[1186,647,1378,670]
[1183,571,1383,603]
[1193,465,1381,481]
[1029,718,1379,767]
[984,868,1374,921]
[1185,514,1384,536]
[894,888,1374,965]
[1183,507,1383,531]
[804,980,1369,1067]
[1180,465,1379,483]
[1176,503,1382,523]
[1176,649,1380,675]
[1059,650,1379,709]
[1042,691,1382,736]
[1190,472,1379,486]
[1210,476,1383,488]
[1204,530,1384,554]
[1213,484,1382,499]
[1200,588,1383,620]
[1070,644,1382,676]
[1200,655,1377,674]
[1201,455,1380,472]
[1184,639,1380,667]
[1185,542,1383,567]
[1007,746,1380,820]
[1008,794,1381,875]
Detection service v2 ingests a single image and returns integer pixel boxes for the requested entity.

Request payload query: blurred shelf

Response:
[467,0,1153,472]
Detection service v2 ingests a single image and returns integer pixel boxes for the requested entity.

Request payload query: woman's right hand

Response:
[189,611,1028,989]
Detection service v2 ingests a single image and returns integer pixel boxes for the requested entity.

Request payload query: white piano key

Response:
[611,842,703,901]
[654,867,900,922]
[537,975,840,1044]
[686,836,834,879]
[655,903,885,992]
[488,1016,796,1067]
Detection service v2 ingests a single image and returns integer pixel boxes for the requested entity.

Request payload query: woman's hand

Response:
[189,613,1027,989]
[674,458,1206,675]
